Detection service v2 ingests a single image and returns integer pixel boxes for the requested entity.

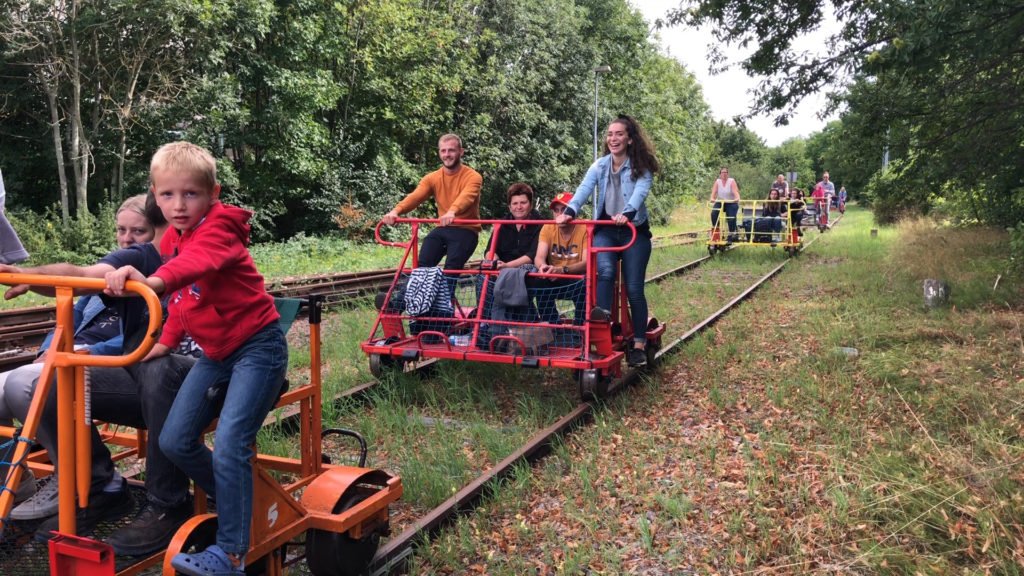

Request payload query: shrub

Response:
[8,203,119,266]
[1010,225,1024,271]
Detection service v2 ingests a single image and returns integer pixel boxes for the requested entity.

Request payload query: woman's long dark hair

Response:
[604,114,660,180]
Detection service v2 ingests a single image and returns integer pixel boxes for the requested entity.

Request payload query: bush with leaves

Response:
[8,202,119,266]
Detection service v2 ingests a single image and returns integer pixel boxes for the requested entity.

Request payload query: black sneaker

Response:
[106,499,192,556]
[627,348,647,367]
[590,307,610,322]
[34,478,132,542]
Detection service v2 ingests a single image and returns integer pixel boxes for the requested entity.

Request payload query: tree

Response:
[664,0,1024,225]
[0,0,202,219]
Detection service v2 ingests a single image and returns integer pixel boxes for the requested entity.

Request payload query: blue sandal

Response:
[170,544,244,576]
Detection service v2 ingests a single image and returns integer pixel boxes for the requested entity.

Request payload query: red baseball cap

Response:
[549,192,573,209]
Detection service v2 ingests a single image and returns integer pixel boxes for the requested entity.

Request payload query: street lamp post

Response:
[592,65,612,162]
[592,65,611,214]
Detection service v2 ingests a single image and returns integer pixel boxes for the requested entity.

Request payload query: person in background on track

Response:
[381,133,483,271]
[533,192,589,328]
[817,171,836,220]
[104,141,287,576]
[761,188,785,243]
[771,173,789,197]
[838,185,848,212]
[555,114,659,368]
[811,177,827,224]
[0,194,154,518]
[710,166,741,242]
[788,188,805,237]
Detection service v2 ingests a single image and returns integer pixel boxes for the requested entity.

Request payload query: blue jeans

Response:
[594,226,652,345]
[159,323,288,556]
[711,201,739,233]
[532,279,586,326]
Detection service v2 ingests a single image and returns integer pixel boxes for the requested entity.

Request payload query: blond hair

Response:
[438,133,463,148]
[117,193,148,219]
[150,141,217,191]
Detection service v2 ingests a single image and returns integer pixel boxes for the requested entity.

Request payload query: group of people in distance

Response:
[381,114,660,367]
[0,112,660,574]
[708,168,847,242]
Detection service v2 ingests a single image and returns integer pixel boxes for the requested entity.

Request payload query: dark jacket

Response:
[487,209,542,263]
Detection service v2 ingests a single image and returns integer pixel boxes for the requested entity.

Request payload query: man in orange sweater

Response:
[382,133,483,270]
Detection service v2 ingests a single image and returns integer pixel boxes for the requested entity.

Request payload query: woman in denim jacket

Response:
[555,114,659,367]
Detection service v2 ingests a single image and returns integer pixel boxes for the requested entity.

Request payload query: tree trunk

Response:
[68,0,89,217]
[41,73,70,224]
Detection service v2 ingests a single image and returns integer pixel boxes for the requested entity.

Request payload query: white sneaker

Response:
[10,473,59,520]
[1,463,36,505]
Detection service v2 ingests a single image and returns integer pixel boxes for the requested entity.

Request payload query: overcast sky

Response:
[632,0,838,147]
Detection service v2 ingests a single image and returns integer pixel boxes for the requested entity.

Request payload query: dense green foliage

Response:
[0,0,715,242]
[666,0,1023,229]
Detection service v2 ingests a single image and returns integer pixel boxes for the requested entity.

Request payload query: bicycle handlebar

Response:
[0,273,162,367]
[374,217,637,253]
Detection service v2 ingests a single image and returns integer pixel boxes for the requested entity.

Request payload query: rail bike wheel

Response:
[578,368,608,400]
[368,353,395,379]
[645,338,661,368]
[306,491,381,576]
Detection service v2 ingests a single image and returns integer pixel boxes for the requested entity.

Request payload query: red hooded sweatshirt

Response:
[153,201,279,361]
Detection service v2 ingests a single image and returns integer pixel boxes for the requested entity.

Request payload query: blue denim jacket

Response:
[565,154,652,226]
[38,294,123,356]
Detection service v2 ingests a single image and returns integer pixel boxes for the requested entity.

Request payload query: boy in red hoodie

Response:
[105,142,286,575]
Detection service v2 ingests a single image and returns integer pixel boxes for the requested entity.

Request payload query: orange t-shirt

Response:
[538,224,588,268]
[394,164,483,232]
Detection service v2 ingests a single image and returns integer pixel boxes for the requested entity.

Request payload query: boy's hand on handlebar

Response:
[554,214,572,225]
[381,210,399,226]
[612,213,629,225]
[439,211,456,226]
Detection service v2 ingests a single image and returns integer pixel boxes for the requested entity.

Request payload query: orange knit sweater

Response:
[394,164,483,232]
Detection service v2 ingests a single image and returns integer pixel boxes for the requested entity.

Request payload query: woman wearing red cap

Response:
[555,114,659,367]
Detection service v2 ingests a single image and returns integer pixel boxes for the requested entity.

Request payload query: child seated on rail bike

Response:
[104,142,287,576]
[531,192,588,345]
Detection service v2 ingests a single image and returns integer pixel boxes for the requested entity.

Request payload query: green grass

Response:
[405,205,1024,574]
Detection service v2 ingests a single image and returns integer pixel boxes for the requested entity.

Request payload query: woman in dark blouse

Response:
[487,182,542,268]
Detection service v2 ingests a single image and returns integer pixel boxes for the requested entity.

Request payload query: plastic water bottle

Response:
[449,334,470,347]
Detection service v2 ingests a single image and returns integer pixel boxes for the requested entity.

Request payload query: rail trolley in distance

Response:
[707,199,804,257]
[0,274,401,576]
[362,218,666,399]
